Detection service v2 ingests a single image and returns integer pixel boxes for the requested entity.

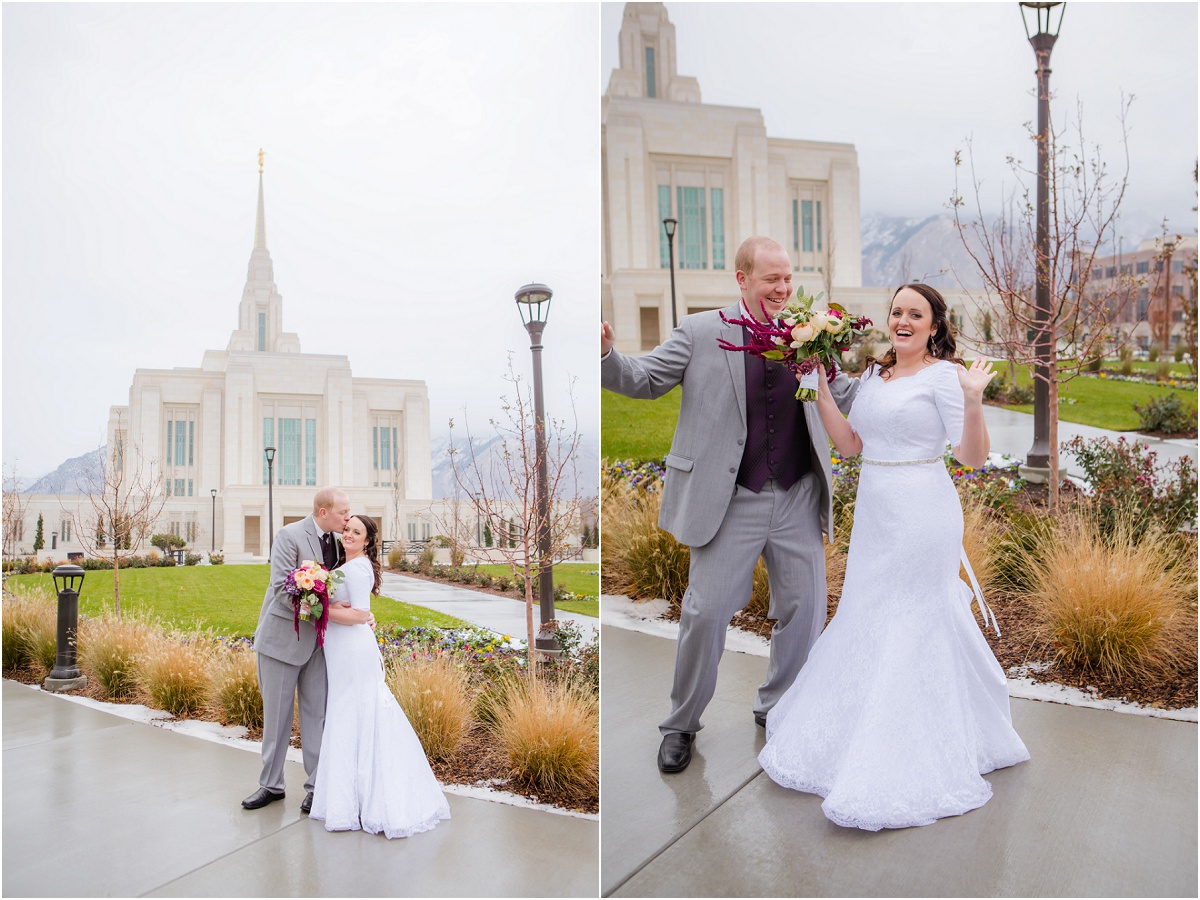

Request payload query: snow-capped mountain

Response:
[430,430,599,500]
[22,446,105,494]
[860,213,986,290]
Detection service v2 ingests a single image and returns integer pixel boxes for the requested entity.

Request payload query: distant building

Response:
[13,162,434,562]
[602,2,863,352]
[1080,235,1196,351]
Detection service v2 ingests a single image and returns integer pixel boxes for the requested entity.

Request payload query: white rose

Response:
[824,317,843,334]
[807,312,829,332]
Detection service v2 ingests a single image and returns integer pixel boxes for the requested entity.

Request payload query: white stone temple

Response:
[601,2,985,351]
[602,2,864,352]
[16,157,434,562]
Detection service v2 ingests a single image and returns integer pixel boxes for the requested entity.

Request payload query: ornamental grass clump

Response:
[386,654,475,762]
[1,585,59,675]
[601,472,690,606]
[208,647,263,729]
[137,633,213,717]
[494,674,599,799]
[1022,514,1196,680]
[78,614,153,699]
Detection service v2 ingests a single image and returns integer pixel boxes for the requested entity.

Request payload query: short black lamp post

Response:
[264,446,276,555]
[514,282,558,654]
[210,488,218,553]
[1018,1,1066,476]
[44,565,87,692]
[663,217,679,330]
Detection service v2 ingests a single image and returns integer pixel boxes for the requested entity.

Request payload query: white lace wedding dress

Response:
[309,556,451,839]
[758,360,1029,831]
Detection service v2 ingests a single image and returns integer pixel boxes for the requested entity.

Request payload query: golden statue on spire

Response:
[258,148,264,174]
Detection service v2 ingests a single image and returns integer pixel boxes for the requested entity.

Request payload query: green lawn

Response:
[997,365,1197,431]
[469,562,599,617]
[6,566,468,637]
[602,387,681,462]
[602,365,1196,463]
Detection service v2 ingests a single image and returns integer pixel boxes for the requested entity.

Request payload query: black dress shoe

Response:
[242,787,285,809]
[657,732,694,773]
[755,713,767,728]
[300,792,314,814]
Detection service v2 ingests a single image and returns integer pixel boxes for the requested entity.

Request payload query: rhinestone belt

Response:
[861,456,941,467]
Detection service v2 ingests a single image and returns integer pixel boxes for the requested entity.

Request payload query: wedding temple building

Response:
[602,2,865,352]
[602,2,985,352]
[14,159,434,562]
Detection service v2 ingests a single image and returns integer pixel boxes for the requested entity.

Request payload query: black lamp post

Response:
[264,446,276,555]
[1019,1,1066,474]
[663,217,679,330]
[210,488,217,553]
[44,565,87,691]
[514,282,558,653]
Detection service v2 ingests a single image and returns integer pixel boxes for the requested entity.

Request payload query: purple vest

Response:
[737,339,812,493]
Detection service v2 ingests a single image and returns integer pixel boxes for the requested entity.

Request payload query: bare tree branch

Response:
[951,96,1137,505]
[67,412,166,616]
[441,354,583,672]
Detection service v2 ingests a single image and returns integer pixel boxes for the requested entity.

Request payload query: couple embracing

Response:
[602,236,1029,831]
[241,487,450,839]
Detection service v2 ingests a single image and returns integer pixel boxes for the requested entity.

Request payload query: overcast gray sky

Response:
[4,3,599,479]
[602,1,1197,239]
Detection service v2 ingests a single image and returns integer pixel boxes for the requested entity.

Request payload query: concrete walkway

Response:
[378,571,597,641]
[983,404,1195,469]
[3,679,598,898]
[599,626,1197,898]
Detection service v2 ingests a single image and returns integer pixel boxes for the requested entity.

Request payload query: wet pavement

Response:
[2,679,599,898]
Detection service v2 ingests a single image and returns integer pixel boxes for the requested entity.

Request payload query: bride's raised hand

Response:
[958,356,996,402]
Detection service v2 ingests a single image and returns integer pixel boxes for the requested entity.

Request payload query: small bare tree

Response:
[2,463,29,561]
[69,418,166,616]
[388,447,406,547]
[952,97,1137,505]
[445,355,582,672]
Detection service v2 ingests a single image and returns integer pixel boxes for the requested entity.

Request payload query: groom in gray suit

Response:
[601,236,857,773]
[242,486,349,812]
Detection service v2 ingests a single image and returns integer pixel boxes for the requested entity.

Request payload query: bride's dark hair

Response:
[350,514,382,595]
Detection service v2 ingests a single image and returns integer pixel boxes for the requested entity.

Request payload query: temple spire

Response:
[254,149,267,250]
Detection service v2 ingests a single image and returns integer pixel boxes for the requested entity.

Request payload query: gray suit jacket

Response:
[253,516,341,666]
[602,303,859,548]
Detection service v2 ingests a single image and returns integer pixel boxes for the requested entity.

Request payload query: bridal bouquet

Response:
[717,288,872,400]
[284,560,344,647]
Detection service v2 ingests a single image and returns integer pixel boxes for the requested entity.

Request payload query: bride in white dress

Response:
[309,513,451,839]
[758,283,1029,831]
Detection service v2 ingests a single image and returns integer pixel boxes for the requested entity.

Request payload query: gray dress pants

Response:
[257,648,327,793]
[659,471,826,735]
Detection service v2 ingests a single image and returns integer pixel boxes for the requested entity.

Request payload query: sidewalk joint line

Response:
[604,767,766,897]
